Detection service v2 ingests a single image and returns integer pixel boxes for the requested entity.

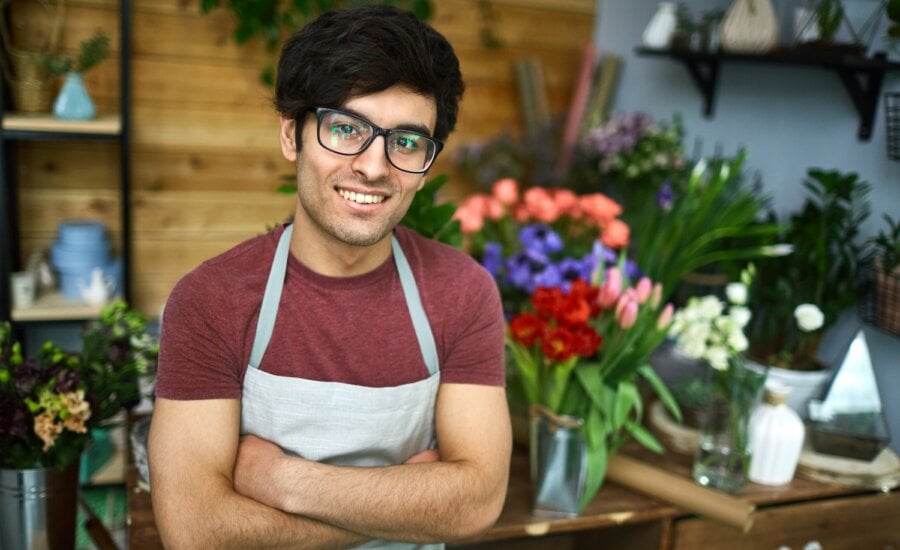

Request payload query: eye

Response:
[329,121,362,141]
[390,133,422,154]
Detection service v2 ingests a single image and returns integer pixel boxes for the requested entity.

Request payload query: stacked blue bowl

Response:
[50,221,120,300]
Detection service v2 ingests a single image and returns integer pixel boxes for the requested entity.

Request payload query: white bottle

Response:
[642,3,678,49]
[748,380,806,485]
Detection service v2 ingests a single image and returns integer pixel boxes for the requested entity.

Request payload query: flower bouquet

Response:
[507,269,678,513]
[0,300,159,470]
[668,280,766,492]
[454,178,632,317]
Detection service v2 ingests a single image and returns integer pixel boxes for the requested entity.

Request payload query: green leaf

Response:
[613,381,639,430]
[200,0,221,13]
[624,420,664,454]
[638,364,682,423]
[579,436,608,512]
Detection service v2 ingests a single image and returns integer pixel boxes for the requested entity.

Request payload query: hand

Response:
[233,434,292,509]
[404,448,440,464]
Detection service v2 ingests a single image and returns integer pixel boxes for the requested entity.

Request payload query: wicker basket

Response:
[859,264,900,337]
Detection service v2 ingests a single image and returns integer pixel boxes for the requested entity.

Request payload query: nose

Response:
[350,134,392,180]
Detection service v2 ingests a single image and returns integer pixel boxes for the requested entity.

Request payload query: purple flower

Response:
[657,180,674,211]
[518,224,563,255]
[558,256,596,289]
[481,241,503,278]
[624,259,643,280]
[504,249,548,292]
[531,263,563,291]
[54,367,81,393]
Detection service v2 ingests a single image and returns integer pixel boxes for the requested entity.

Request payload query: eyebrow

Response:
[340,106,433,138]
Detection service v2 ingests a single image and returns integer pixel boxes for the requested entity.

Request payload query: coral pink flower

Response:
[551,189,580,217]
[491,178,519,206]
[650,283,663,308]
[482,196,505,221]
[601,218,630,249]
[579,193,623,225]
[523,187,560,223]
[454,195,487,234]
[597,267,622,310]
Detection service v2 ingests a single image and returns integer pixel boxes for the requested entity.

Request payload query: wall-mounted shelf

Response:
[635,46,900,141]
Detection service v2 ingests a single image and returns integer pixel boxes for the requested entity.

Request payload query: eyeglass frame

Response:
[305,107,444,174]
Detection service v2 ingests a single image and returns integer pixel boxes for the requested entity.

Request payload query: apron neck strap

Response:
[248,225,439,377]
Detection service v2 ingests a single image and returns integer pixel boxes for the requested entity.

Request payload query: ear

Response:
[279,116,297,162]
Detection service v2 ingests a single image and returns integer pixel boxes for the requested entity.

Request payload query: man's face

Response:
[280,86,438,249]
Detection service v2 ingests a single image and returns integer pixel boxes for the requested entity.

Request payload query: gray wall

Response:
[594,0,900,453]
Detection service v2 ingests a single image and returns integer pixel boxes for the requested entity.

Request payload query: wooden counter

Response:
[127,445,900,549]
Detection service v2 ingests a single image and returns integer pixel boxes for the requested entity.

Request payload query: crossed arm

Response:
[148,383,512,548]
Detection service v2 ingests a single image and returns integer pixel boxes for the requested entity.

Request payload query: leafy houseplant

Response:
[39,31,110,77]
[199,0,434,84]
[745,168,871,371]
[0,301,158,470]
[39,30,111,120]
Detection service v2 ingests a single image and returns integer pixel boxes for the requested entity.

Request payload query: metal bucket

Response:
[0,460,79,550]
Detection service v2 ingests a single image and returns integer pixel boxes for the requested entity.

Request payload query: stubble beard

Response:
[296,175,405,248]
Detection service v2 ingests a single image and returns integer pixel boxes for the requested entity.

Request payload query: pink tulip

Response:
[597,267,622,309]
[635,277,652,304]
[491,178,519,206]
[656,303,674,330]
[617,297,639,329]
[650,283,663,308]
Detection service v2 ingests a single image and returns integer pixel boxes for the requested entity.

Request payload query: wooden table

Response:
[127,446,900,549]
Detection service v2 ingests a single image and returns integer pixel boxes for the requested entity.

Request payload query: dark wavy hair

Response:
[274,5,464,144]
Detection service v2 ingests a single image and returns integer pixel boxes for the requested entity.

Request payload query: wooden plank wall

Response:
[9,0,596,316]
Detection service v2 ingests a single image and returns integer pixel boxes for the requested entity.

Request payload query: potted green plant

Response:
[200,0,434,84]
[865,214,900,335]
[744,168,871,415]
[0,301,158,548]
[39,30,110,120]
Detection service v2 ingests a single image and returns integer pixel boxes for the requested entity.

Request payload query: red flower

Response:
[531,287,563,319]
[542,327,575,361]
[569,324,602,357]
[509,313,546,347]
[557,293,591,326]
[568,279,601,317]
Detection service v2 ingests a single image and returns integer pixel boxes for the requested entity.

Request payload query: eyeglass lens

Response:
[316,109,438,173]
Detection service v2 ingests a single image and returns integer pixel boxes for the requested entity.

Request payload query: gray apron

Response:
[241,225,443,549]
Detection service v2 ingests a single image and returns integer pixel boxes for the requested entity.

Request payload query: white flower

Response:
[704,345,730,371]
[725,282,747,305]
[695,295,723,321]
[729,305,752,328]
[794,303,824,332]
[727,329,749,353]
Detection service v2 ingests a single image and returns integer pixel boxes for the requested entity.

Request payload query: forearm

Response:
[152,473,369,549]
[272,457,506,542]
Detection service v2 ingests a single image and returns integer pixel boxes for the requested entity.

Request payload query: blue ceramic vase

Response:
[53,72,96,120]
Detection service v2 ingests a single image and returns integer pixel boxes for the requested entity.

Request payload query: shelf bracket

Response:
[681,57,720,117]
[834,59,887,141]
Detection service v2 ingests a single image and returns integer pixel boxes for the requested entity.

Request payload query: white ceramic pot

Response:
[745,360,832,419]
[720,0,780,53]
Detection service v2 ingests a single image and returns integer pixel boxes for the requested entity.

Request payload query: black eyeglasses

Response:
[310,107,443,174]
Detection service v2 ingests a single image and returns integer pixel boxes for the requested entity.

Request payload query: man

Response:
[148,5,511,549]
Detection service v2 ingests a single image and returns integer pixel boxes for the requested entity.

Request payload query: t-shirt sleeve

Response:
[435,256,507,387]
[154,266,248,400]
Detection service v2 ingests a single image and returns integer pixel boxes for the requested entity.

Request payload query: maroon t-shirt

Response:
[155,225,506,400]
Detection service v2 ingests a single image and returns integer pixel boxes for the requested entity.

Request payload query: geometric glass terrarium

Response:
[808,330,891,461]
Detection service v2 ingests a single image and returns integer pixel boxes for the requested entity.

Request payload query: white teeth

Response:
[339,189,384,204]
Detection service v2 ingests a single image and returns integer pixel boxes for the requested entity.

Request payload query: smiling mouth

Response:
[338,188,386,205]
